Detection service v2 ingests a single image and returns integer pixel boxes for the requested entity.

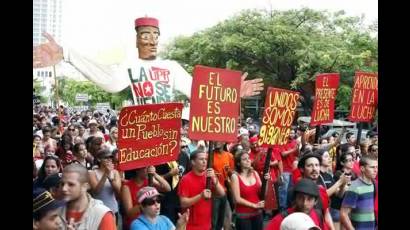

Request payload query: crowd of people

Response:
[33,104,378,230]
[33,14,377,230]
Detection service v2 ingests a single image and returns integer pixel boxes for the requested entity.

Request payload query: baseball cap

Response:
[137,186,162,204]
[280,212,321,230]
[33,188,66,218]
[249,135,258,144]
[238,127,249,137]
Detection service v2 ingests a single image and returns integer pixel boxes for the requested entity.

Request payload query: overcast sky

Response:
[61,0,377,62]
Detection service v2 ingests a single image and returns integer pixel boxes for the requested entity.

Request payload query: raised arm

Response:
[148,166,171,192]
[121,185,141,218]
[240,72,264,98]
[33,32,63,67]
[33,32,129,93]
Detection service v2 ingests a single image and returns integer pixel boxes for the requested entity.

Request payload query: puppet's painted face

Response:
[137,26,160,60]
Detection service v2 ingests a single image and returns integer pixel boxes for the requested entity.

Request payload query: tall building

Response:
[33,0,63,106]
[33,0,63,45]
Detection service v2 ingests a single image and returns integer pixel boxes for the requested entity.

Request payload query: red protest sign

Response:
[310,73,340,126]
[188,65,241,142]
[258,87,300,147]
[117,103,183,171]
[348,72,378,122]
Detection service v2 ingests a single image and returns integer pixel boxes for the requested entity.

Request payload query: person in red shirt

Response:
[212,141,235,230]
[230,150,265,229]
[278,129,299,211]
[265,178,322,230]
[60,163,116,230]
[178,149,225,230]
[250,137,281,216]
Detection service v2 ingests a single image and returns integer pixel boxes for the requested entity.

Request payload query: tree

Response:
[161,8,377,115]
[33,77,47,104]
[55,77,131,110]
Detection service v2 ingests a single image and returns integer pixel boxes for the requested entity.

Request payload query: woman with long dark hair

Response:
[33,155,62,189]
[230,150,265,230]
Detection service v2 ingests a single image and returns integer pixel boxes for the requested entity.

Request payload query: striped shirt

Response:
[342,177,375,230]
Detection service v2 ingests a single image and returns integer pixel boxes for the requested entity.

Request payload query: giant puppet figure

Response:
[33,17,264,104]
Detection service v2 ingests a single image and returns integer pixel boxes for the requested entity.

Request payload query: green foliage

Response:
[33,78,47,104]
[161,8,377,111]
[55,77,131,110]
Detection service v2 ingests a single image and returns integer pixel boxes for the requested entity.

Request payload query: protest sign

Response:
[188,65,241,142]
[258,87,300,147]
[310,73,340,126]
[117,103,183,170]
[348,72,378,122]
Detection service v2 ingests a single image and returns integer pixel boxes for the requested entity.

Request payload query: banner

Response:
[188,65,241,142]
[310,73,340,126]
[258,87,300,147]
[348,72,378,122]
[75,93,89,102]
[96,102,111,114]
[117,103,183,171]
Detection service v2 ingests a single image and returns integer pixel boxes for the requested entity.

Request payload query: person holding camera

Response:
[330,150,357,228]
[315,149,351,230]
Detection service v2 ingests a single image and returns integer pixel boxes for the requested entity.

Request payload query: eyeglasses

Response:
[181,146,188,149]
[68,129,75,131]
[142,197,161,206]
[140,33,159,41]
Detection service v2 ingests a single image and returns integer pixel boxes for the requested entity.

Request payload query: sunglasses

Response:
[68,129,75,131]
[142,197,161,206]
[102,156,114,160]
[181,146,188,149]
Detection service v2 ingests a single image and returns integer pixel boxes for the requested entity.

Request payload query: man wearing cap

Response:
[33,188,66,230]
[33,17,264,106]
[295,153,335,230]
[83,119,105,141]
[130,186,189,230]
[265,178,323,230]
